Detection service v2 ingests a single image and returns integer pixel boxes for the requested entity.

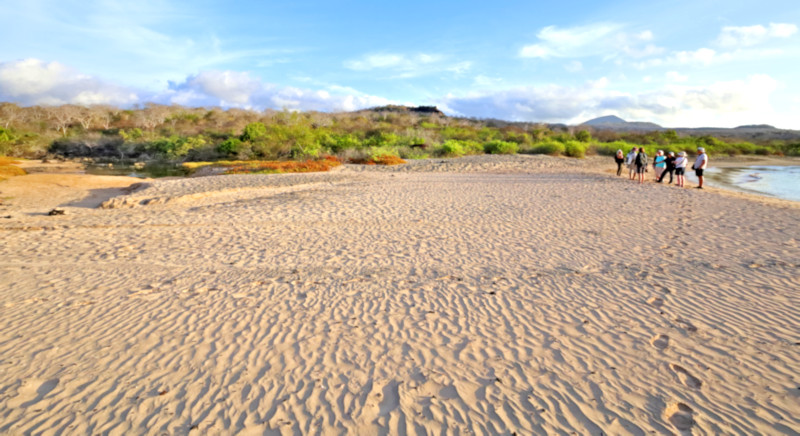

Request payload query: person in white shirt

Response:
[625,148,638,180]
[693,147,708,189]
[674,151,688,187]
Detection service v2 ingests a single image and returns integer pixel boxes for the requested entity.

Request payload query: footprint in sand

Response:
[7,378,60,408]
[665,402,694,432]
[647,297,664,308]
[674,317,697,333]
[669,364,702,389]
[378,381,401,416]
[650,334,669,350]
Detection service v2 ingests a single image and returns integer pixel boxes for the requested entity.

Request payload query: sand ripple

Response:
[1,158,798,434]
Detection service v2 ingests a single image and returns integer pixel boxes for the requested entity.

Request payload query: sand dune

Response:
[1,155,798,434]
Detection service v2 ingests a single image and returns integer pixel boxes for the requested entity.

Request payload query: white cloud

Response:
[635,48,718,69]
[438,75,782,127]
[166,70,390,112]
[0,59,138,106]
[519,23,663,60]
[716,23,798,47]
[343,53,471,78]
[0,59,390,113]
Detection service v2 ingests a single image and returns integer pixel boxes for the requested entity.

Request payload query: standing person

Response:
[626,148,638,180]
[635,147,648,184]
[658,151,676,183]
[615,149,625,176]
[693,147,708,189]
[674,151,688,187]
[653,150,666,182]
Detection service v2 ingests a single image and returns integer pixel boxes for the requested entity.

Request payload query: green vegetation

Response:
[0,102,797,167]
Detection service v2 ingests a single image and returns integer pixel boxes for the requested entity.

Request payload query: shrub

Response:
[217,138,242,156]
[120,128,143,141]
[395,146,429,160]
[529,141,565,155]
[563,141,586,158]
[575,130,592,142]
[320,133,362,153]
[241,122,268,142]
[439,140,465,157]
[483,140,518,155]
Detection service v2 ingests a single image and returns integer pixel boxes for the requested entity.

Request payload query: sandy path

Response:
[0,156,798,435]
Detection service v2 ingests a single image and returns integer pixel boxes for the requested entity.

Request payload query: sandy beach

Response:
[1,155,798,435]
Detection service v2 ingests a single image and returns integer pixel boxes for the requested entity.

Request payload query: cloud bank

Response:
[438,75,781,127]
[716,23,798,47]
[0,59,390,112]
[0,59,138,106]
[344,53,471,78]
[519,23,663,60]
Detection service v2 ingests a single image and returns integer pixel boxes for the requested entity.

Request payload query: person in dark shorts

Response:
[693,147,708,189]
[674,151,688,187]
[658,151,676,183]
[615,149,625,176]
[635,147,648,184]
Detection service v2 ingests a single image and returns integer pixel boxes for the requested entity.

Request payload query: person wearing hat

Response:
[693,147,708,189]
[674,151,688,187]
[658,151,676,183]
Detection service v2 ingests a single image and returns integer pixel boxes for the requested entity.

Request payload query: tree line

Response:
[0,102,797,162]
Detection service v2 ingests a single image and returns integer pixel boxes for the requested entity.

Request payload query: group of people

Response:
[614,147,708,189]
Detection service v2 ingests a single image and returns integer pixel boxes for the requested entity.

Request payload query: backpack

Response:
[636,152,647,166]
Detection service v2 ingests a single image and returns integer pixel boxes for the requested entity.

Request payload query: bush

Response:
[241,122,268,142]
[563,141,586,158]
[483,140,518,155]
[529,141,565,156]
[395,146,429,160]
[217,138,242,156]
[320,133,362,153]
[120,128,143,141]
[439,140,465,157]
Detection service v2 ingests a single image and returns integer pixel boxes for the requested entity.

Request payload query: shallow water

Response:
[695,165,800,202]
[84,163,188,178]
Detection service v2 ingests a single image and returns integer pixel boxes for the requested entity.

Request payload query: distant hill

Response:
[359,105,445,116]
[580,116,663,131]
[577,116,799,141]
[734,124,776,130]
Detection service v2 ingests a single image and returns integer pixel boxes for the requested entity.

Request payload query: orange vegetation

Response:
[222,156,342,175]
[353,155,407,166]
[0,157,26,181]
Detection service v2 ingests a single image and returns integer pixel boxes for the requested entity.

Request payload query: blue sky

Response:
[1,0,799,128]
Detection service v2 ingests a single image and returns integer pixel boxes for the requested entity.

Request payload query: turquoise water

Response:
[694,166,800,202]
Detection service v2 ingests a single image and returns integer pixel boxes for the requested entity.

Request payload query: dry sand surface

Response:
[0,155,798,435]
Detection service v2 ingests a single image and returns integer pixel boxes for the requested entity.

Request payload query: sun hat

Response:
[668,151,675,156]
[678,151,686,156]
[697,147,705,152]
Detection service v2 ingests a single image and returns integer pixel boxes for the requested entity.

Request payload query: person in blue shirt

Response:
[653,150,666,182]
